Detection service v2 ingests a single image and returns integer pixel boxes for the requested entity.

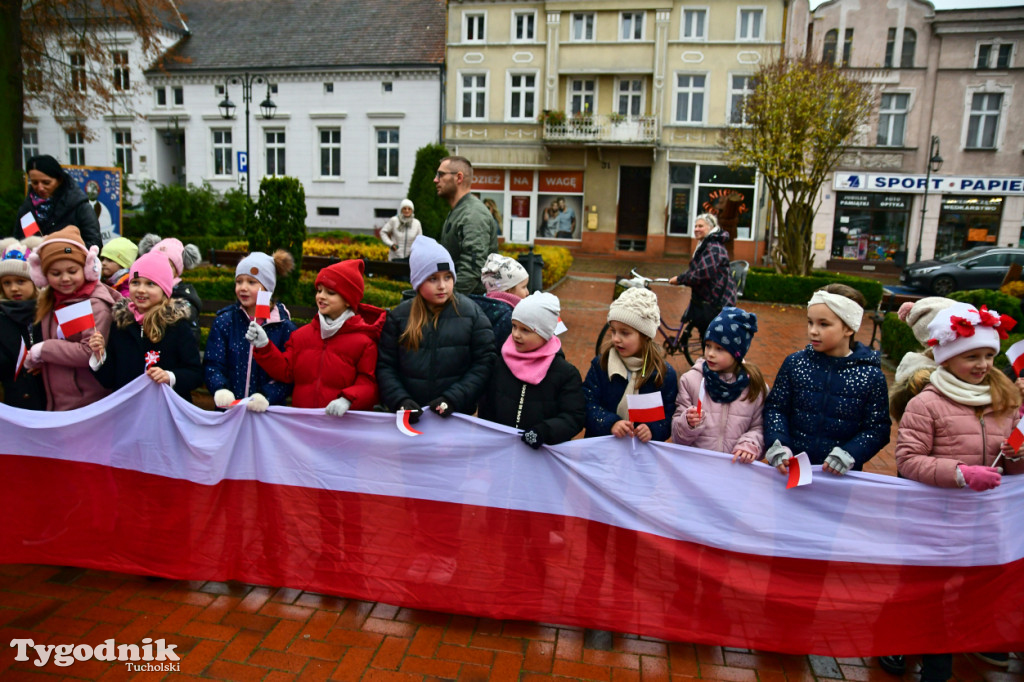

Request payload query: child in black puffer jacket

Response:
[376,237,495,422]
[0,237,46,410]
[478,292,584,448]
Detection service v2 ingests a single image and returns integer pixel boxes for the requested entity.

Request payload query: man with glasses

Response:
[434,156,499,295]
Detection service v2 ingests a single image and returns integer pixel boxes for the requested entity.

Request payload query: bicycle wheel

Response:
[681,320,704,366]
[594,322,611,357]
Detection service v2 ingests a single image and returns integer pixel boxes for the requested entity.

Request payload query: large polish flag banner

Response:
[0,378,1022,657]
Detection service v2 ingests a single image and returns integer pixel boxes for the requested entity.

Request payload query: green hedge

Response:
[184,267,408,310]
[949,289,1024,325]
[743,268,883,309]
[880,312,919,367]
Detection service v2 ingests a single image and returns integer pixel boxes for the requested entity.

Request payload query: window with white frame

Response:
[319,128,342,177]
[265,130,286,176]
[977,43,1013,69]
[112,51,129,90]
[459,73,488,120]
[966,93,1002,149]
[70,52,86,92]
[155,86,167,107]
[212,130,232,176]
[512,10,535,42]
[67,132,85,166]
[877,93,909,147]
[507,72,536,121]
[621,12,644,41]
[737,8,764,41]
[569,79,595,115]
[571,13,594,41]
[617,78,643,117]
[464,12,485,42]
[682,9,707,40]
[114,130,132,174]
[376,127,399,178]
[674,74,706,124]
[728,75,755,125]
[22,130,39,166]
[172,86,184,106]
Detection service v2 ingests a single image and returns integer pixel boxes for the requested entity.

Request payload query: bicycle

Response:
[593,269,705,366]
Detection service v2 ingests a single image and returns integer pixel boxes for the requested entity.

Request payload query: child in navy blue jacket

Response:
[583,287,677,443]
[88,251,202,402]
[0,237,45,410]
[762,283,890,475]
[203,250,297,411]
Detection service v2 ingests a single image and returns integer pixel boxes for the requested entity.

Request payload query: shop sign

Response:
[833,173,1024,196]
[510,171,534,191]
[539,171,584,194]
[941,197,1002,213]
[471,170,505,191]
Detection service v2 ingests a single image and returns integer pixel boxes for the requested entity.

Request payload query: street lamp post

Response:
[218,73,277,197]
[914,135,944,263]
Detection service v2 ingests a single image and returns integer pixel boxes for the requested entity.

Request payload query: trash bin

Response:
[517,247,545,293]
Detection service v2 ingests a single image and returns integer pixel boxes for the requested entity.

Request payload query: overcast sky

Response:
[812,0,1022,7]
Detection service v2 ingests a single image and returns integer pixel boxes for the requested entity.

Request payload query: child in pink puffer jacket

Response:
[672,306,767,461]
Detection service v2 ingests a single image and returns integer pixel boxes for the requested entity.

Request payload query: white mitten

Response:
[325,397,352,417]
[214,389,236,408]
[246,393,269,413]
[245,321,269,348]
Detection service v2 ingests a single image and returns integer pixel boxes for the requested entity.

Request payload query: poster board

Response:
[65,166,123,243]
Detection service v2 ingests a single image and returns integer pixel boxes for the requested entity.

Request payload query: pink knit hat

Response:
[129,251,175,299]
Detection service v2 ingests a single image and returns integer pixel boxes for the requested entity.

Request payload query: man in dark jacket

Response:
[435,156,499,296]
[15,155,103,250]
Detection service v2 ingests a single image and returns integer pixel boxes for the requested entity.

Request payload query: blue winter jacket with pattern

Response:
[762,342,891,469]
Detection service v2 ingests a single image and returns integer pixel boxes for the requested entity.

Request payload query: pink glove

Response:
[959,465,1001,492]
[897,301,915,322]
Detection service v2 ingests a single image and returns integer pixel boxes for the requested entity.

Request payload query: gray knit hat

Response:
[512,292,560,340]
[481,253,528,293]
[235,252,278,293]
[409,236,456,291]
[608,287,660,339]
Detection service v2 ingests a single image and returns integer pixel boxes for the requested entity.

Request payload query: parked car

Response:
[900,246,1024,295]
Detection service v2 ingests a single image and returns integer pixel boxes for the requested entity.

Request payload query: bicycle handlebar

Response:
[628,268,671,284]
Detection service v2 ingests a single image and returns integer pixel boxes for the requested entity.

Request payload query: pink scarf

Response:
[127,301,146,323]
[501,334,561,385]
[487,290,521,308]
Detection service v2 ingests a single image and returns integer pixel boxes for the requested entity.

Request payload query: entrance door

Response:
[617,166,651,251]
[156,130,186,186]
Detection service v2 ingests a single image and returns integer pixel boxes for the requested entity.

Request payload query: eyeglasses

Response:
[434,170,457,179]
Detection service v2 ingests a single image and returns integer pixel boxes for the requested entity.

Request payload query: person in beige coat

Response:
[379,199,422,262]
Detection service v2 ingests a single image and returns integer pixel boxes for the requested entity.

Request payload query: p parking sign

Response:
[237,151,248,173]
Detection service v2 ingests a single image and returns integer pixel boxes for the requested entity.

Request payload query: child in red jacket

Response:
[245,259,385,415]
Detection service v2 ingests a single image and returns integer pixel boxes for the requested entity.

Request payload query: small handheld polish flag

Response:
[696,379,706,416]
[627,392,665,424]
[1008,419,1024,453]
[1006,338,1024,378]
[255,290,272,321]
[55,300,95,338]
[19,213,40,237]
[786,452,813,489]
[14,338,27,380]
[396,409,422,436]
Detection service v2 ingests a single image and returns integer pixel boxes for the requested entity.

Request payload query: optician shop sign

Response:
[834,173,1024,196]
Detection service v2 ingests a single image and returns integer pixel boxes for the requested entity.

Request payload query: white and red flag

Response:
[627,392,664,423]
[1006,338,1024,378]
[396,409,422,437]
[786,451,813,489]
[1008,419,1024,452]
[696,378,706,415]
[13,338,27,380]
[0,377,1022,658]
[255,290,272,321]
[19,213,40,237]
[54,300,95,337]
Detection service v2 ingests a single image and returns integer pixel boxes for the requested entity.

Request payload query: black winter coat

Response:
[377,293,495,413]
[15,183,103,250]
[173,280,203,344]
[92,299,203,402]
[478,351,585,445]
[0,299,46,410]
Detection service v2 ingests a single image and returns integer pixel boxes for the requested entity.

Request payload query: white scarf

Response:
[609,351,645,421]
[319,309,354,339]
[929,366,991,407]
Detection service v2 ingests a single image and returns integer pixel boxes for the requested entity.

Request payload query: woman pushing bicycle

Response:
[668,213,737,342]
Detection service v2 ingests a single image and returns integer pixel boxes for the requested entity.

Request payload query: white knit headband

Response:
[807,290,863,332]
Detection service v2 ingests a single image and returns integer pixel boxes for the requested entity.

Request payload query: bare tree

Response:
[723,57,873,275]
[2,0,184,204]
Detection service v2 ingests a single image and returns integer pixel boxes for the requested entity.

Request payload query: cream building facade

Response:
[443,0,787,261]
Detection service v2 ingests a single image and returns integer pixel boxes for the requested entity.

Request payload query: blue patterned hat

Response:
[705,306,757,362]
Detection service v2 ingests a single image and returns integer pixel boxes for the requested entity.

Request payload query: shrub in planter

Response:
[880,312,920,367]
[949,289,1023,326]
[744,268,883,309]
[498,245,573,290]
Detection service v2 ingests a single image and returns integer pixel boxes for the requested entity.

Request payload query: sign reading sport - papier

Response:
[834,172,1024,196]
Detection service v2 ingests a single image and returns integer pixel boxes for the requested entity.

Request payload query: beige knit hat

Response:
[480,253,528,293]
[901,296,956,347]
[608,287,660,339]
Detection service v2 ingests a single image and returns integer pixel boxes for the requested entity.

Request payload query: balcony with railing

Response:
[541,114,659,145]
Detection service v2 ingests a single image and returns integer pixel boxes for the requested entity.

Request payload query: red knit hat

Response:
[315,259,365,308]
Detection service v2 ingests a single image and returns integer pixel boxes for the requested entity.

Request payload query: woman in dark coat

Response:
[669,212,737,341]
[15,155,102,250]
